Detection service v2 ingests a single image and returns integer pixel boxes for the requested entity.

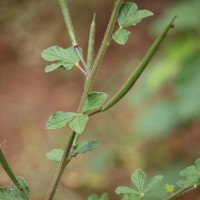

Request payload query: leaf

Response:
[83,92,108,113]
[69,114,89,134]
[73,140,100,156]
[131,169,145,192]
[118,2,153,27]
[115,186,139,195]
[164,184,174,193]
[177,178,199,188]
[46,112,77,130]
[41,46,83,72]
[0,177,30,200]
[45,62,73,73]
[113,28,131,45]
[46,149,64,162]
[179,166,198,179]
[144,175,163,193]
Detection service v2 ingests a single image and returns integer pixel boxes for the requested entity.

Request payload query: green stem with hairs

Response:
[45,1,124,199]
[0,148,29,199]
[59,0,78,46]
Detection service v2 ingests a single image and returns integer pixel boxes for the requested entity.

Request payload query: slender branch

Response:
[75,63,88,77]
[101,15,177,111]
[45,1,123,199]
[163,183,200,200]
[87,14,96,72]
[0,148,29,199]
[59,0,78,46]
[75,47,90,78]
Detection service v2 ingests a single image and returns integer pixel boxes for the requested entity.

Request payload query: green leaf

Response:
[179,166,199,179]
[177,178,199,188]
[0,177,30,200]
[113,28,131,45]
[144,175,163,193]
[115,186,139,195]
[164,184,174,193]
[69,114,89,134]
[46,149,64,162]
[118,2,153,27]
[131,169,145,192]
[83,92,108,113]
[73,140,100,156]
[45,62,74,73]
[41,46,82,72]
[46,112,77,130]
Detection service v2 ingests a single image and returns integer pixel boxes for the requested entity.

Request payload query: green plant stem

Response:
[0,148,29,200]
[75,63,88,76]
[163,183,200,200]
[87,14,96,72]
[101,15,177,111]
[45,1,123,200]
[59,0,78,46]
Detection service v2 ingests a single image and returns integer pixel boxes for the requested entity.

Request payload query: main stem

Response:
[45,1,123,199]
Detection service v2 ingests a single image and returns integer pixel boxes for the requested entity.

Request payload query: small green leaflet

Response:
[45,62,73,73]
[115,169,163,198]
[177,158,200,188]
[115,186,139,195]
[72,140,100,157]
[164,184,174,193]
[46,112,77,130]
[87,193,109,200]
[41,46,82,73]
[113,2,153,45]
[0,177,30,200]
[131,169,145,192]
[118,2,153,27]
[69,114,89,134]
[144,175,163,193]
[47,149,64,162]
[112,28,131,45]
[83,92,108,113]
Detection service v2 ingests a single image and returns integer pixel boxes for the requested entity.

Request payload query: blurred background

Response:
[0,0,200,199]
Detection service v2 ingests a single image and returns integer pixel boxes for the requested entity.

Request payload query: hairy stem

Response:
[163,183,200,200]
[45,1,123,199]
[59,0,78,46]
[0,148,29,199]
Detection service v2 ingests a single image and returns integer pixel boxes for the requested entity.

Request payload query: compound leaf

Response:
[47,149,64,162]
[113,28,131,45]
[69,114,89,134]
[46,112,77,130]
[83,92,108,113]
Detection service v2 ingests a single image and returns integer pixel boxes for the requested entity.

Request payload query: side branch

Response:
[101,16,177,111]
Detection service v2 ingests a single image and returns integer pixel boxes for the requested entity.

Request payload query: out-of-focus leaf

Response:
[145,175,163,193]
[47,149,64,162]
[131,169,145,192]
